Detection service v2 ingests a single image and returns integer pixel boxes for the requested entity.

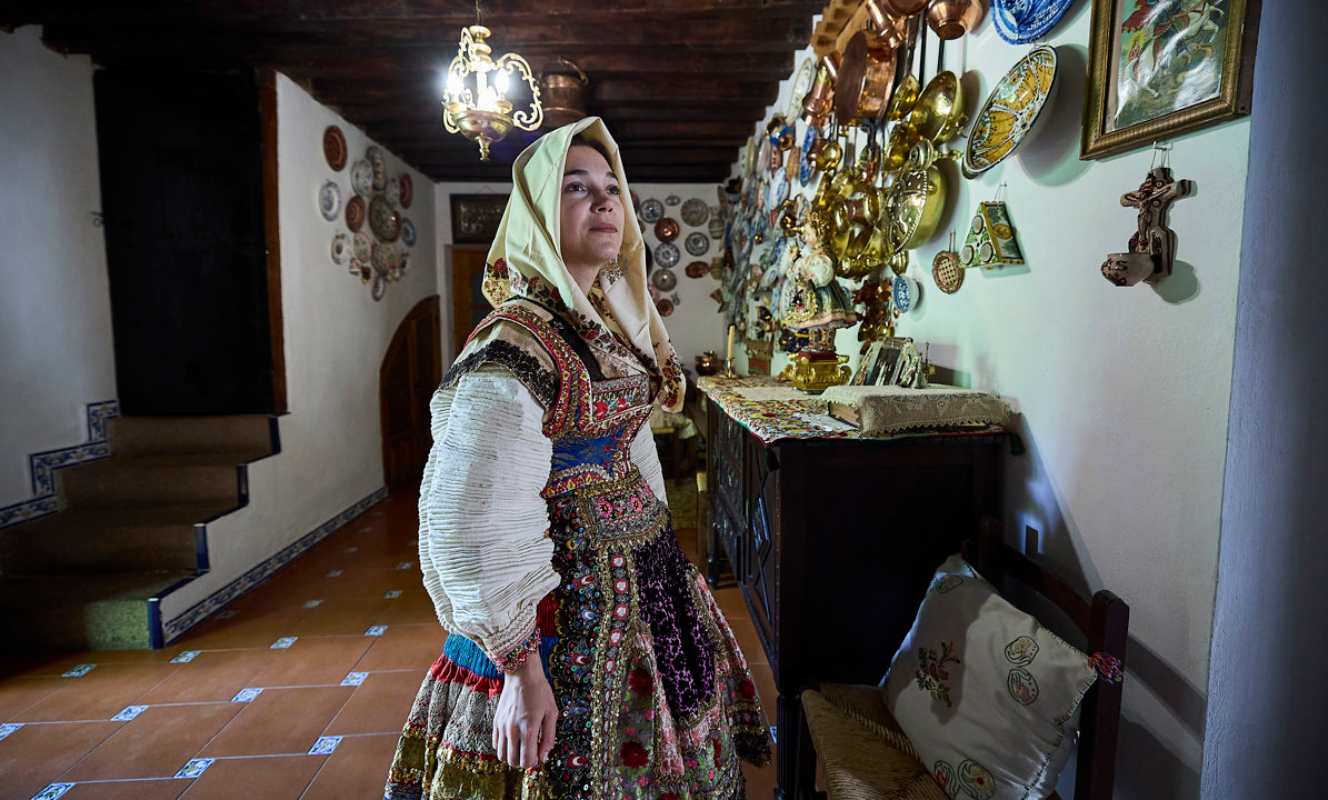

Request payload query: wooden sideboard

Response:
[699,386,1006,799]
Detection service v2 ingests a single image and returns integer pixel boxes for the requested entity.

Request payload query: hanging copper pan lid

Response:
[881,0,930,15]
[834,29,897,123]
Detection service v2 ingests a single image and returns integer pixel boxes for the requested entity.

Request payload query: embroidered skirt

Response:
[385,475,771,800]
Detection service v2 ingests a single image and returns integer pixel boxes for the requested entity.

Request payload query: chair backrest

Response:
[962,520,1129,800]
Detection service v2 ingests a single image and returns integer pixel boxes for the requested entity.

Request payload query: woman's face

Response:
[559,145,624,282]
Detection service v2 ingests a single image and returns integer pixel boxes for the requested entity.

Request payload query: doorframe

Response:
[379,295,443,489]
[446,244,490,359]
[258,68,288,414]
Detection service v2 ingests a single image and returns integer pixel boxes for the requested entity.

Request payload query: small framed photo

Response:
[1082,0,1262,160]
[450,194,509,244]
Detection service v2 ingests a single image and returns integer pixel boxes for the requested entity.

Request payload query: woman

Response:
[385,118,770,800]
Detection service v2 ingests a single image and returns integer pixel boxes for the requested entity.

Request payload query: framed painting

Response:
[1082,0,1262,159]
[450,194,509,244]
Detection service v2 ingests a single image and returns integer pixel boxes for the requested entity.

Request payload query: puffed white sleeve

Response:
[629,422,668,505]
[417,370,559,672]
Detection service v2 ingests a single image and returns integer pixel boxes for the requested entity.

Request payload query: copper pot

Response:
[801,57,838,127]
[834,28,897,122]
[539,61,588,129]
[927,0,988,40]
[881,0,930,16]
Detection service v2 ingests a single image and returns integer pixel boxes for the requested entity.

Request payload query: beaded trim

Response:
[493,626,544,675]
[443,339,560,410]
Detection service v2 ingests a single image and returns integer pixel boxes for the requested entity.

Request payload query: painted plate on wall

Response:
[369,196,401,242]
[654,217,680,242]
[685,260,709,279]
[964,46,1059,178]
[681,198,710,226]
[399,174,414,208]
[992,0,1075,45]
[684,231,711,257]
[351,159,373,197]
[331,231,350,265]
[323,125,348,171]
[656,297,675,317]
[353,230,373,263]
[652,268,678,291]
[655,242,680,268]
[318,180,342,221]
[665,194,682,206]
[386,177,402,207]
[639,198,665,223]
[366,146,388,191]
[401,218,417,247]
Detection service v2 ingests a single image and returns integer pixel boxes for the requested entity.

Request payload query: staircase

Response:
[0,416,278,651]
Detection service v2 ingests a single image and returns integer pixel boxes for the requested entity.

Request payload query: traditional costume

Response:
[385,118,771,800]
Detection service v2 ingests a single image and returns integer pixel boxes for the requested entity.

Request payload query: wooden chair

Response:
[797,519,1130,800]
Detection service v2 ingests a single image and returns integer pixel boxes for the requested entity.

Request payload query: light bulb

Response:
[446,72,463,99]
[494,69,509,96]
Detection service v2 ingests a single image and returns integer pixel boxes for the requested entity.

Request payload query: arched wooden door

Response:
[380,295,442,491]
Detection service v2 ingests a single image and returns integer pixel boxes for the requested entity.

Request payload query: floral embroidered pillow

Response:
[882,556,1097,800]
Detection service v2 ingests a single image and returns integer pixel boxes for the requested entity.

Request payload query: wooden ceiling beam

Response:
[372,118,755,141]
[329,104,770,125]
[309,78,779,106]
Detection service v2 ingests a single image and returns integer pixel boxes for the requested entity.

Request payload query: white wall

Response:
[0,27,117,504]
[739,8,1250,798]
[434,179,726,373]
[161,74,439,622]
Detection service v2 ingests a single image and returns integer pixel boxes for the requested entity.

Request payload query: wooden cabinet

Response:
[702,393,1006,799]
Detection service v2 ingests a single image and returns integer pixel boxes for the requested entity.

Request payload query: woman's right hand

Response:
[492,653,558,769]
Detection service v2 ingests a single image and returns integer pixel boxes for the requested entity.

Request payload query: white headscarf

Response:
[482,117,685,411]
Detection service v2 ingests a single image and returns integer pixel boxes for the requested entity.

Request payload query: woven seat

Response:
[801,689,948,800]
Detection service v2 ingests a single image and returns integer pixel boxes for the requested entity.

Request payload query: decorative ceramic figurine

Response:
[1102,166,1194,287]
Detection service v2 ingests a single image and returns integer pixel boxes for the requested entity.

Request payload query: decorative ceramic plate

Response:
[323,125,347,171]
[366,146,387,191]
[654,218,680,242]
[655,242,680,268]
[401,218,416,248]
[386,177,402,207]
[992,0,1075,45]
[399,174,413,208]
[684,231,711,257]
[353,230,373,263]
[345,195,366,232]
[681,198,710,226]
[652,268,678,291]
[656,297,675,317]
[371,241,394,275]
[369,196,401,242]
[892,275,919,313]
[964,46,1059,178]
[685,260,709,279]
[665,195,682,206]
[318,180,342,221]
[331,231,350,265]
[800,126,819,186]
[351,160,373,197]
[639,198,665,224]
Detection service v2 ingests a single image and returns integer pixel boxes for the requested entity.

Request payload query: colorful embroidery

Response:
[957,759,996,799]
[1090,651,1124,685]
[1007,668,1040,706]
[933,761,957,795]
[915,641,962,707]
[494,628,543,675]
[443,339,559,409]
[1003,636,1039,666]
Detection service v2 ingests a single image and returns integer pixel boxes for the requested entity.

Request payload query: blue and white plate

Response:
[992,0,1076,45]
[401,218,416,248]
[800,126,819,186]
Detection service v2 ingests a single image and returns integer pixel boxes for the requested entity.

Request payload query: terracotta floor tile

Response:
[177,754,324,799]
[64,779,192,799]
[714,586,750,621]
[0,677,62,721]
[20,664,173,723]
[286,600,388,638]
[300,733,398,800]
[244,637,373,688]
[201,686,353,757]
[367,593,437,625]
[0,720,122,798]
[354,624,442,672]
[138,650,287,705]
[172,607,307,651]
[324,672,420,735]
[64,702,243,781]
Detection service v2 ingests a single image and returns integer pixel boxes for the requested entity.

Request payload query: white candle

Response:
[726,324,735,365]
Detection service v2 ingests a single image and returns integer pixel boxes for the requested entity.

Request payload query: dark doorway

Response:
[381,296,443,491]
[95,67,279,415]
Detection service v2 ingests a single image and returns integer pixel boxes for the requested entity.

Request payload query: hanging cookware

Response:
[540,60,589,129]
[833,13,898,124]
[927,0,988,40]
[882,0,930,15]
[909,71,967,143]
[884,141,947,251]
[654,217,680,242]
[801,55,839,128]
[885,123,921,172]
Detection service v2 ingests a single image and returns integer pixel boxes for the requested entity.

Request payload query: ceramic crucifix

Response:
[1101,166,1194,287]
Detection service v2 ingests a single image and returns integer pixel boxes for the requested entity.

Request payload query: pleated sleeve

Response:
[417,369,559,672]
[629,422,668,505]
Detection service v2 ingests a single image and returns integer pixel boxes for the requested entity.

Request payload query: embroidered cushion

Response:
[883,555,1097,800]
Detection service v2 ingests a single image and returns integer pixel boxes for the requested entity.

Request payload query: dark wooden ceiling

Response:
[3,1,823,183]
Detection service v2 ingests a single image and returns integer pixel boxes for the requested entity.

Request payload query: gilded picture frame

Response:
[1081,0,1261,160]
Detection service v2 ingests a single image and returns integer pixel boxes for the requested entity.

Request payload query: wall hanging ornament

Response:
[1102,149,1194,287]
[318,180,342,221]
[345,195,366,232]
[323,125,347,171]
[681,198,710,226]
[933,231,965,294]
[961,189,1024,268]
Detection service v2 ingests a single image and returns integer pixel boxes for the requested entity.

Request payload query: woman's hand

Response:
[492,653,558,769]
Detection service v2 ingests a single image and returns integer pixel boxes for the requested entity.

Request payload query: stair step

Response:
[0,502,237,574]
[0,571,196,650]
[108,415,276,457]
[58,454,255,507]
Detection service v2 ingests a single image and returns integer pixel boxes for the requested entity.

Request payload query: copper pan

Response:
[927,0,988,40]
[881,0,930,16]
[833,16,897,123]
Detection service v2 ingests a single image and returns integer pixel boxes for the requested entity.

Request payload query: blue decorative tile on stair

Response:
[170,650,200,664]
[384,590,402,599]
[309,735,342,755]
[112,705,148,721]
[0,399,119,529]
[396,561,413,570]
[0,723,23,742]
[304,599,323,608]
[62,664,95,678]
[232,687,263,703]
[341,671,368,687]
[31,783,75,800]
[271,636,298,649]
[175,758,215,779]
[364,625,388,637]
[161,487,388,643]
[326,569,344,578]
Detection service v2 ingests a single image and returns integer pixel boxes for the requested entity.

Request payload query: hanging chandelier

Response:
[442,4,542,161]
